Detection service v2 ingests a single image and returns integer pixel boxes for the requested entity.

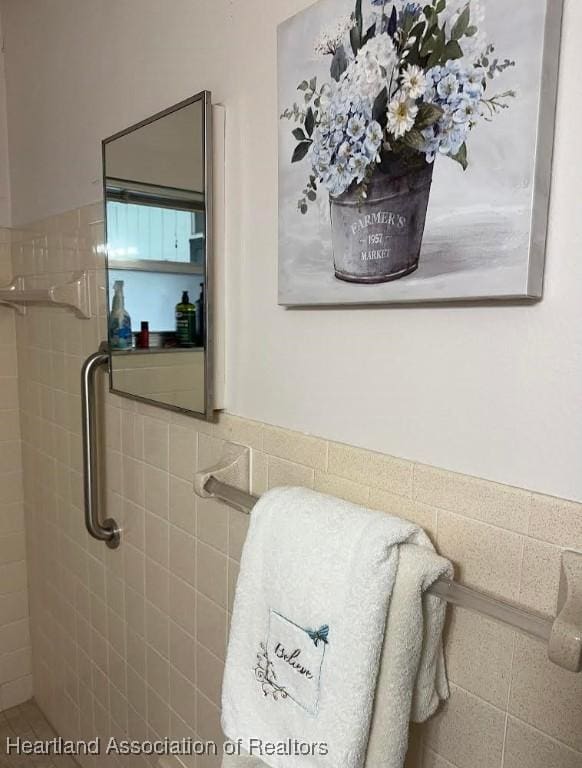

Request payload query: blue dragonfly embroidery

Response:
[306,625,329,647]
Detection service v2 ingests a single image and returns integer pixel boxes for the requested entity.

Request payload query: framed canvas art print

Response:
[278,0,563,305]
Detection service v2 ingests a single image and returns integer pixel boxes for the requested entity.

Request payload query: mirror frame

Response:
[102,90,215,421]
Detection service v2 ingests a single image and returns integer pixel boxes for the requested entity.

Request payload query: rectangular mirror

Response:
[103,91,214,419]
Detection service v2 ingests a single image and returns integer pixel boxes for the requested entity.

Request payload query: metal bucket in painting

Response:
[330,163,434,284]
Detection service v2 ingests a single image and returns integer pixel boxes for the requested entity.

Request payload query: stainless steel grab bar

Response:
[81,349,121,549]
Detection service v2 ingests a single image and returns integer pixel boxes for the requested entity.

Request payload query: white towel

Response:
[221,487,450,768]
[363,543,452,768]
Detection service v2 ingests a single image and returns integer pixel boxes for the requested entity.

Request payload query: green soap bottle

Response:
[176,291,196,347]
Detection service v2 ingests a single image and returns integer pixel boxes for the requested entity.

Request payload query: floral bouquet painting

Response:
[278,0,561,304]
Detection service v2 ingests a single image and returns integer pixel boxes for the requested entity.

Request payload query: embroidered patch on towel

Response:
[255,610,328,715]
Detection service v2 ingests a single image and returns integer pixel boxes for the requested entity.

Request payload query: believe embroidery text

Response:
[274,643,314,679]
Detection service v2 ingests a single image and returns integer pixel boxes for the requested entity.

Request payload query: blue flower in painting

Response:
[438,124,467,156]
[464,68,486,99]
[362,120,383,161]
[453,97,478,125]
[429,65,444,84]
[437,73,461,102]
[312,147,332,176]
[347,114,366,141]
[349,152,371,184]
[337,141,352,160]
[444,59,463,75]
[365,121,383,147]
[325,160,353,197]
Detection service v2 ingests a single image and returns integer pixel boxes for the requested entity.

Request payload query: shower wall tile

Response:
[414,465,531,534]
[509,634,582,752]
[9,207,582,768]
[436,511,523,602]
[518,539,562,617]
[267,455,315,489]
[424,685,505,768]
[503,717,582,768]
[529,493,582,550]
[369,489,438,542]
[262,424,327,470]
[0,230,30,713]
[314,471,371,506]
[328,441,413,497]
[443,611,514,710]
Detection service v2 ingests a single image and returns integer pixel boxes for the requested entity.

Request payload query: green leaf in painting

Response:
[450,142,468,170]
[362,22,377,45]
[309,77,317,91]
[443,39,464,62]
[426,49,439,68]
[387,5,398,38]
[355,0,363,37]
[409,21,426,41]
[420,31,436,58]
[292,128,307,141]
[350,25,361,55]
[426,31,445,67]
[451,5,470,40]
[372,87,388,124]
[292,142,311,163]
[330,44,348,82]
[297,81,309,91]
[465,25,478,36]
[402,129,426,151]
[304,107,315,137]
[415,103,443,130]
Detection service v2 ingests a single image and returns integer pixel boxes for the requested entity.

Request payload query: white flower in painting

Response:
[363,56,383,86]
[400,65,427,100]
[364,33,397,71]
[387,94,418,138]
[314,15,354,56]
[340,33,398,103]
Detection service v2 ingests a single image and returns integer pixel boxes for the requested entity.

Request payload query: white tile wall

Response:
[0,227,32,712]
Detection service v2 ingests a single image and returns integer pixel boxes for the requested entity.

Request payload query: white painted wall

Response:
[1,0,581,502]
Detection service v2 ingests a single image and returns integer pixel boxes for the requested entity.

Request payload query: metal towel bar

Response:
[195,447,582,673]
[204,476,553,641]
